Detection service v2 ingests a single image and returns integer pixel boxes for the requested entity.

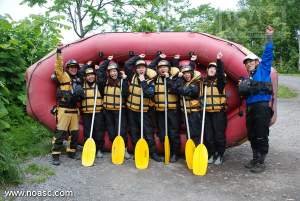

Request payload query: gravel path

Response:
[4,75,300,201]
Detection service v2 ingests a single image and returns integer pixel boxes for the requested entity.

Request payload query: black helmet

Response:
[157,60,170,68]
[107,62,119,70]
[85,68,95,75]
[181,65,193,73]
[66,59,79,68]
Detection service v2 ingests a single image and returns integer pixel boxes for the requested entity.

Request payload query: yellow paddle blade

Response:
[135,138,149,170]
[164,135,170,165]
[185,139,196,169]
[111,136,125,165]
[192,144,208,176]
[82,138,96,167]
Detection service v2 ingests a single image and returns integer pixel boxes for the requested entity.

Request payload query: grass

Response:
[1,107,53,188]
[278,85,298,98]
[3,114,52,160]
[24,163,55,184]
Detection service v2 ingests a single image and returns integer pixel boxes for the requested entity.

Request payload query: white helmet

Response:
[243,54,260,64]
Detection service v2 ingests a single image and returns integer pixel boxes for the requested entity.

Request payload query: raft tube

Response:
[25,32,278,153]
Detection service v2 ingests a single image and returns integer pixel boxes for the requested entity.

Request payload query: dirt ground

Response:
[4,75,300,201]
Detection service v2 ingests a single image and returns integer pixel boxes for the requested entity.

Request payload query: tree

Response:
[0,14,61,185]
[0,14,62,112]
[22,0,191,38]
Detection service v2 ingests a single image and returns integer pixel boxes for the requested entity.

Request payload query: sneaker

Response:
[208,156,215,164]
[214,155,224,165]
[124,149,131,160]
[244,160,257,169]
[52,155,61,166]
[96,150,104,158]
[170,154,178,163]
[151,153,163,162]
[250,163,266,173]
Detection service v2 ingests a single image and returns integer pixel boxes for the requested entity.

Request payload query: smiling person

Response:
[124,54,162,162]
[240,26,274,173]
[202,52,227,165]
[149,53,181,162]
[174,55,202,146]
[80,60,107,159]
[97,56,131,159]
[51,44,84,166]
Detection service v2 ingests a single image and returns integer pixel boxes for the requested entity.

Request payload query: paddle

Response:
[164,77,170,164]
[111,79,126,165]
[183,96,196,170]
[82,84,98,167]
[192,85,209,176]
[134,88,150,169]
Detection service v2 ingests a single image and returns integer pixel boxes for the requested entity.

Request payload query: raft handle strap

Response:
[128,51,135,57]
[99,52,104,58]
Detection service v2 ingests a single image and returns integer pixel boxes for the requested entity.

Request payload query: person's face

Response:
[86,73,95,82]
[207,66,216,77]
[68,66,78,76]
[245,59,256,72]
[183,72,192,82]
[136,65,146,75]
[158,66,169,76]
[109,69,118,80]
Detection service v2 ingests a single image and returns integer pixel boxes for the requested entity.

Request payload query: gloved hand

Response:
[73,85,85,100]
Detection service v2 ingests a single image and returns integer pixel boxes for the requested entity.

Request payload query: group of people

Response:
[51,26,274,174]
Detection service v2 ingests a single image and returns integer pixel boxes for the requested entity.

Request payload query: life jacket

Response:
[239,78,273,97]
[56,74,81,108]
[127,68,156,112]
[103,79,125,110]
[127,75,152,112]
[180,71,201,113]
[200,78,227,112]
[81,81,103,113]
[54,54,81,108]
[154,67,179,111]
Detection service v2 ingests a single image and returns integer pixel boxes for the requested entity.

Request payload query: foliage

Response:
[24,163,55,184]
[21,0,190,37]
[1,0,300,187]
[22,0,300,72]
[0,14,60,186]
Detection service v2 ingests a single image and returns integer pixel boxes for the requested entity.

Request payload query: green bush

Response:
[0,14,61,186]
[0,134,22,186]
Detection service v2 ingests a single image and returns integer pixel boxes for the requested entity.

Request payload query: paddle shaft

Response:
[117,79,123,136]
[89,84,98,139]
[141,87,144,139]
[200,85,208,145]
[164,78,168,136]
[182,97,191,139]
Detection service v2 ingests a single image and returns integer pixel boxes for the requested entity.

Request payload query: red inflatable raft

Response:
[25,32,278,153]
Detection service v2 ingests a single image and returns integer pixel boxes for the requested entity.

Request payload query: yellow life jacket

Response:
[127,75,152,112]
[180,71,201,113]
[55,54,79,108]
[81,82,103,113]
[180,94,200,113]
[200,79,227,112]
[154,76,178,111]
[103,80,125,111]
